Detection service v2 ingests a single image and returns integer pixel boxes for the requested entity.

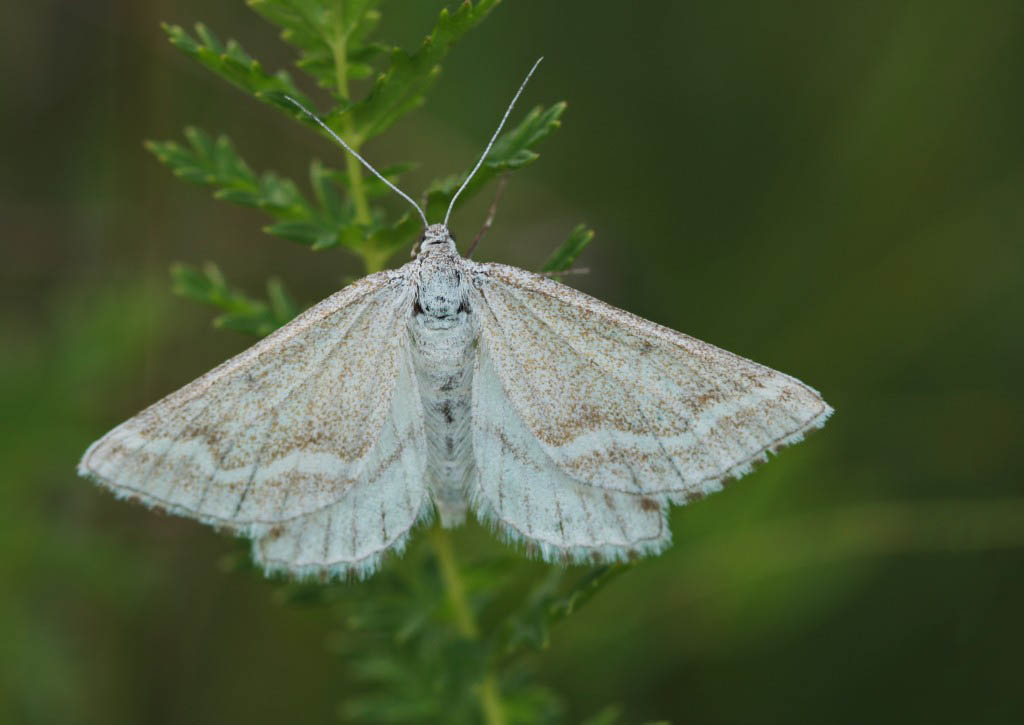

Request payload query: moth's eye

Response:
[450,233,457,243]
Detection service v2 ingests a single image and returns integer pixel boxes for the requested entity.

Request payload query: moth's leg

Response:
[466,176,508,258]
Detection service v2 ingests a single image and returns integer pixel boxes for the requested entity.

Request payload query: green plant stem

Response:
[330,29,372,230]
[430,525,478,638]
[477,674,506,725]
[429,525,506,725]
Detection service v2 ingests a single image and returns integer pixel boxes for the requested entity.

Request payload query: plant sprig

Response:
[152,0,583,278]
[150,2,618,722]
[170,262,298,337]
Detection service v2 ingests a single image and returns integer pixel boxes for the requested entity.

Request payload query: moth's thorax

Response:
[413,240,468,328]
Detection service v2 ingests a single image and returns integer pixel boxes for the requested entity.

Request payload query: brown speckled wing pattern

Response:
[467,262,831,562]
[79,268,431,578]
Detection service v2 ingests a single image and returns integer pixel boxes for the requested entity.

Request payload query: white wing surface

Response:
[469,263,832,514]
[79,268,429,578]
[471,343,670,563]
[254,343,430,578]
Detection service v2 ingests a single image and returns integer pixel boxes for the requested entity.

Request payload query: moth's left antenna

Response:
[444,57,544,228]
[283,95,429,230]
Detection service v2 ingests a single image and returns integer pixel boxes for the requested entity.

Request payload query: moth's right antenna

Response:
[443,57,543,228]
[283,95,429,230]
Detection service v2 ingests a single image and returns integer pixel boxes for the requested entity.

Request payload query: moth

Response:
[79,60,832,579]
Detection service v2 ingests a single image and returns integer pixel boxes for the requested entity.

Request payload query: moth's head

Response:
[417,223,456,256]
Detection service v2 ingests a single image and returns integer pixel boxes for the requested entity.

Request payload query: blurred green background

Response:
[3,1,1023,722]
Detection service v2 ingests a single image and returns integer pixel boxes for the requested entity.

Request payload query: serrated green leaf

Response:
[148,128,292,212]
[147,128,365,252]
[247,0,382,91]
[263,220,337,248]
[497,565,629,657]
[541,223,595,274]
[350,0,502,142]
[162,22,313,107]
[487,103,565,171]
[425,102,566,223]
[170,262,297,336]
